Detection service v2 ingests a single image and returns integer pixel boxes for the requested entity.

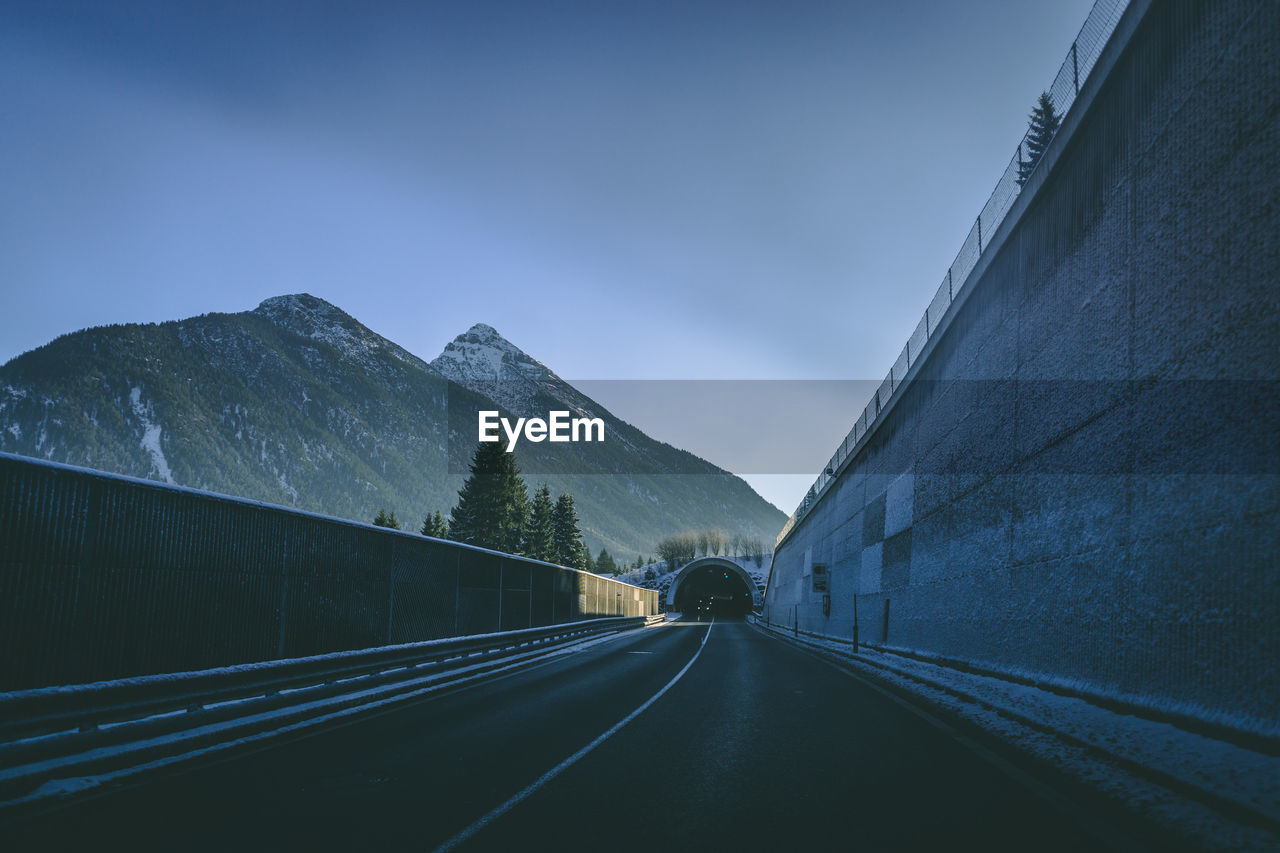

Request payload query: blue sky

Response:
[0,0,1096,512]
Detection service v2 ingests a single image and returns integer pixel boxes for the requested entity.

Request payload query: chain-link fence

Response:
[0,453,658,691]
[777,0,1130,548]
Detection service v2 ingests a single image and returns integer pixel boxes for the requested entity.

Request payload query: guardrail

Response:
[776,0,1130,549]
[0,615,662,810]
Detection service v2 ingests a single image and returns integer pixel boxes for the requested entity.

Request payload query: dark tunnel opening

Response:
[673,565,753,617]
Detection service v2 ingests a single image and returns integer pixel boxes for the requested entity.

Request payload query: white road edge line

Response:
[431,619,714,853]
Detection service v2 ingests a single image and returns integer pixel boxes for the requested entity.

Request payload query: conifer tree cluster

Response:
[1017,91,1062,187]
[523,485,556,562]
[447,439,528,554]
[397,440,600,571]
[595,547,618,575]
[551,492,589,570]
[373,442,645,574]
[419,510,448,539]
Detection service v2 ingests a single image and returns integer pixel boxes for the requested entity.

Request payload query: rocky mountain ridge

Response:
[0,295,785,560]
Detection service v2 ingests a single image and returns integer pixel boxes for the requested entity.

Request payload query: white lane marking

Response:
[431,619,715,853]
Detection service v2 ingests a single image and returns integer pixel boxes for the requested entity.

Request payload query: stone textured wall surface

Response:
[765,0,1279,734]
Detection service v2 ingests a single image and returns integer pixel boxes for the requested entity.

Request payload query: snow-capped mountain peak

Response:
[432,324,552,386]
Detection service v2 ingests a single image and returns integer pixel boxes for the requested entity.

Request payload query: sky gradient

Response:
[1,0,1097,511]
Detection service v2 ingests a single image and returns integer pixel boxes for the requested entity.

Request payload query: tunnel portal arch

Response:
[666,557,759,616]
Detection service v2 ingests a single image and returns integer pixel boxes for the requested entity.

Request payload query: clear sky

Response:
[0,0,1096,513]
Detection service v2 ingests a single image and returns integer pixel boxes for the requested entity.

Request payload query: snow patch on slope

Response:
[130,387,174,484]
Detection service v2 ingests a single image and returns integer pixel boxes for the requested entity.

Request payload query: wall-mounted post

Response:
[852,593,859,652]
[976,215,983,254]
[1072,42,1079,94]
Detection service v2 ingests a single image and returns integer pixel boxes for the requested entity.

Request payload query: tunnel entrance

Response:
[672,563,753,617]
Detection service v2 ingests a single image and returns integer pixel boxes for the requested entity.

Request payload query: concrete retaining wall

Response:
[765,0,1279,735]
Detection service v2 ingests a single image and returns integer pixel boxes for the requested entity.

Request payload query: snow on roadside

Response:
[753,619,1280,851]
[614,555,769,602]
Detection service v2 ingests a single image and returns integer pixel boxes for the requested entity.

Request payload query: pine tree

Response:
[524,484,556,562]
[551,492,586,569]
[373,508,401,530]
[596,547,618,575]
[581,544,596,574]
[1017,91,1062,187]
[420,510,448,539]
[448,440,529,554]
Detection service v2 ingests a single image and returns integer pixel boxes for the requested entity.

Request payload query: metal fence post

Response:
[276,530,290,658]
[386,540,396,644]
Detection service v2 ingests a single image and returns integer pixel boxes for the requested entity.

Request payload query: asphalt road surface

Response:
[7,618,1140,852]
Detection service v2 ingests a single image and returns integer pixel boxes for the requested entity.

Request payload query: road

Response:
[7,618,1133,851]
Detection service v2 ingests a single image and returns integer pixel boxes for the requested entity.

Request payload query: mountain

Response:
[433,322,730,476]
[0,295,785,560]
[431,322,788,552]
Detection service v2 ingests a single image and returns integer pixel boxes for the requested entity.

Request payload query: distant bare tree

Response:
[656,532,698,573]
[707,528,724,556]
[740,535,765,567]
